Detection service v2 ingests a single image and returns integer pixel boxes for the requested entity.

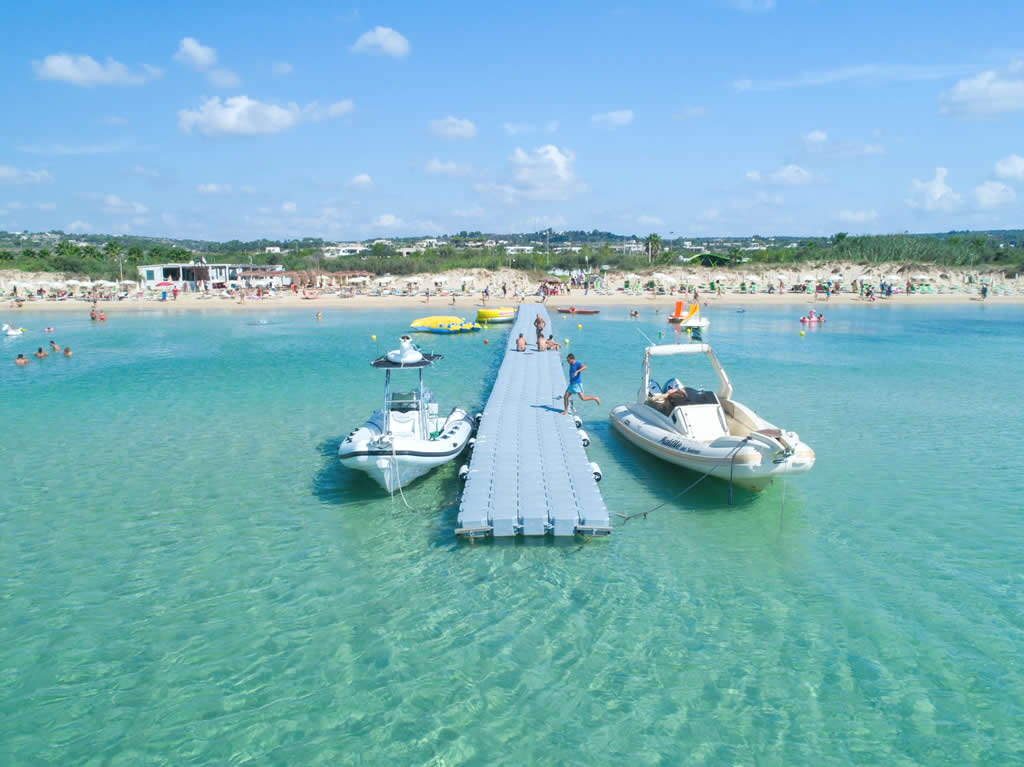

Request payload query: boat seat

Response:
[755,428,783,439]
[388,410,419,434]
[683,387,720,405]
[675,403,729,441]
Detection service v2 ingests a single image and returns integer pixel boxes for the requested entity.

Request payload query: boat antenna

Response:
[635,327,658,347]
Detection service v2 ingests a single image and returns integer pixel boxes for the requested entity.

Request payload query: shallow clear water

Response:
[1,302,1021,764]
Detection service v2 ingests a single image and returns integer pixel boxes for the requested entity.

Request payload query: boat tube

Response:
[339,339,474,491]
[609,340,815,491]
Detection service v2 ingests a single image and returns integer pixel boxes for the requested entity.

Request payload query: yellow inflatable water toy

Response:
[410,316,482,334]
[475,307,516,324]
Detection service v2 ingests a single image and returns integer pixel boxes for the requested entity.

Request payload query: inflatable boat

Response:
[339,337,475,492]
[476,307,516,324]
[799,309,825,323]
[410,315,481,334]
[556,307,600,315]
[609,341,815,492]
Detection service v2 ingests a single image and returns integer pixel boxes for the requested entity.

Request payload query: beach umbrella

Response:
[66,279,82,286]
[800,273,815,283]
[744,274,757,282]
[375,276,393,285]
[911,274,930,282]
[155,281,173,287]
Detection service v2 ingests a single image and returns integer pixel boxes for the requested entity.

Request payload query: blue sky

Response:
[2,0,1024,241]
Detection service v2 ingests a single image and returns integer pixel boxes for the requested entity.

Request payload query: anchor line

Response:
[616,437,752,524]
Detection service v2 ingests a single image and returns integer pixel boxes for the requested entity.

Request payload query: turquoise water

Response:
[1,303,1021,764]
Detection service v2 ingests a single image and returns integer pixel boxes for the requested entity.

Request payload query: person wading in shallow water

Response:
[561,353,600,415]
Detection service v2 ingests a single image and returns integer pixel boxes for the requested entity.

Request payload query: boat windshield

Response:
[388,390,422,412]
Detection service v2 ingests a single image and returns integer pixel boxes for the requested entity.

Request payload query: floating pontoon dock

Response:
[456,306,611,538]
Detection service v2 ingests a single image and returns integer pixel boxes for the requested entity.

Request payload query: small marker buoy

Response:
[799,331,805,336]
[658,331,663,339]
[484,339,489,344]
[564,338,569,345]
[686,328,691,336]
[577,323,582,329]
[371,334,377,341]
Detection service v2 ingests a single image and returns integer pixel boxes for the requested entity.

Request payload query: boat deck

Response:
[456,306,611,538]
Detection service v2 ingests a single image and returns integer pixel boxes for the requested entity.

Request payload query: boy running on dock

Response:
[561,354,600,414]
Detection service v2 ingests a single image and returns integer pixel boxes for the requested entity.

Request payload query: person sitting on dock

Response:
[516,333,527,352]
[545,335,560,350]
[561,354,600,414]
[537,335,548,351]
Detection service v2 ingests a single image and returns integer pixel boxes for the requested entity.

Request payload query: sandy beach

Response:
[4,263,1019,314]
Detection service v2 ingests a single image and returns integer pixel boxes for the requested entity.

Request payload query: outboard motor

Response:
[663,377,684,393]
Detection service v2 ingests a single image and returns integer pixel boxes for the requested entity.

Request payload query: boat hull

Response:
[609,404,814,492]
[556,308,600,315]
[339,409,474,492]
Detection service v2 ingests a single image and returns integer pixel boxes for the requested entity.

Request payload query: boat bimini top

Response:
[641,343,732,401]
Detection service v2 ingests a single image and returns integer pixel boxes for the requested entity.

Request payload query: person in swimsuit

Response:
[561,353,600,414]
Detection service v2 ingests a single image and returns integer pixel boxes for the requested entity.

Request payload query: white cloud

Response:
[941,68,1024,116]
[905,167,961,212]
[476,144,585,204]
[351,27,411,58]
[303,100,354,121]
[348,173,374,188]
[197,183,231,195]
[699,208,720,221]
[67,220,92,233]
[0,166,53,184]
[545,120,560,133]
[373,213,403,227]
[674,106,705,119]
[637,215,664,226]
[424,158,470,176]
[101,194,148,215]
[973,180,1015,209]
[746,164,815,185]
[994,153,1024,180]
[591,109,633,128]
[755,192,785,206]
[174,37,217,70]
[429,116,476,139]
[738,63,964,92]
[838,209,879,223]
[102,116,128,126]
[731,0,775,11]
[132,165,160,178]
[208,68,241,88]
[32,54,159,86]
[282,201,297,213]
[177,96,354,136]
[272,60,293,76]
[240,185,257,194]
[37,202,57,211]
[504,122,533,135]
[18,142,128,156]
[841,141,885,157]
[803,129,827,144]
[454,205,485,217]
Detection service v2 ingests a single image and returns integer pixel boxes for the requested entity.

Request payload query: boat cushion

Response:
[677,404,729,441]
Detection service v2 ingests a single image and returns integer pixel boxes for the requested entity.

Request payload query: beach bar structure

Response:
[137,263,284,290]
[456,306,611,538]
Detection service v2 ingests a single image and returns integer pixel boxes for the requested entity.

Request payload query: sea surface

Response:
[1,301,1021,765]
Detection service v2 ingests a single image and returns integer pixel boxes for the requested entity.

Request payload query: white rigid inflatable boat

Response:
[339,337,475,492]
[609,342,815,491]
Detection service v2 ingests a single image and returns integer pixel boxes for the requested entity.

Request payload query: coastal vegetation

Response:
[0,228,1021,281]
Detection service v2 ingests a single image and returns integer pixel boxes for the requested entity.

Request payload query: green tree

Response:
[644,233,663,265]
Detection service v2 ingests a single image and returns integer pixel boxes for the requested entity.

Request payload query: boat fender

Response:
[578,429,590,447]
[458,464,469,481]
[590,462,602,482]
[573,415,583,429]
[474,412,483,426]
[468,437,476,450]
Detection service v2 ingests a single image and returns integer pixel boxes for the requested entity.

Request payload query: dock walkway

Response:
[456,306,611,538]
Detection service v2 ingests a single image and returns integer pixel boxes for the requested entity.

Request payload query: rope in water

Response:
[616,437,752,524]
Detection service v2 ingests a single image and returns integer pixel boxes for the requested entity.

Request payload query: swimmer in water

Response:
[49,340,59,352]
[90,309,97,321]
[316,311,322,321]
[63,346,73,357]
[15,353,29,366]
[98,311,106,321]
[34,347,48,359]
